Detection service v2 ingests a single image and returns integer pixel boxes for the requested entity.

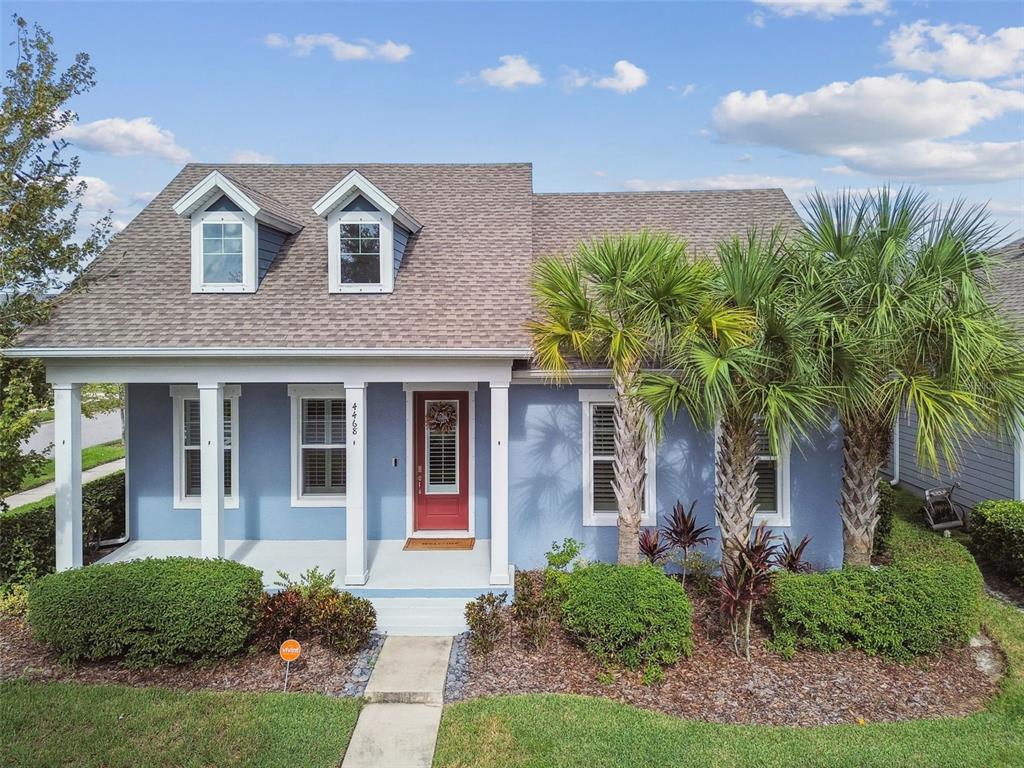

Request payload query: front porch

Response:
[97,537,509,598]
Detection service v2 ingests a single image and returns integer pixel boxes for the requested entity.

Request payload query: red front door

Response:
[413,391,470,531]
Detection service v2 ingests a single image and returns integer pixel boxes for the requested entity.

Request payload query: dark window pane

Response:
[340,238,360,255]
[592,404,615,456]
[340,223,361,238]
[593,459,617,511]
[185,450,202,497]
[339,252,380,284]
[328,399,345,444]
[184,400,201,446]
[302,399,326,444]
[358,223,380,239]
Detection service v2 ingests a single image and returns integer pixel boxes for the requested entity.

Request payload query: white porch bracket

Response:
[345,382,368,585]
[489,381,511,585]
[198,382,225,559]
[53,383,83,571]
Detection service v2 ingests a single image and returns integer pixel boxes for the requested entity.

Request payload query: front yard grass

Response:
[436,583,1024,768]
[0,680,361,768]
[17,439,125,492]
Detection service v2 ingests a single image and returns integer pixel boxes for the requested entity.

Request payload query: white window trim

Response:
[288,384,347,507]
[712,419,792,528]
[190,208,257,294]
[327,209,393,294]
[578,389,657,528]
[403,383,477,540]
[169,384,240,510]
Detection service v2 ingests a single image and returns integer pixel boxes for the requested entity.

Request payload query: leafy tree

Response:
[799,188,1024,565]
[0,15,110,507]
[529,231,745,564]
[641,229,830,575]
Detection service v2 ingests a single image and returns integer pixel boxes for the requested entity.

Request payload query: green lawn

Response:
[18,440,124,492]
[0,680,361,768]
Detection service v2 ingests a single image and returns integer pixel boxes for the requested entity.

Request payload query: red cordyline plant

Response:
[639,528,671,564]
[661,499,713,587]
[776,533,813,573]
[718,522,778,660]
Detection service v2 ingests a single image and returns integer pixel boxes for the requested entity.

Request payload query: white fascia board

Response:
[172,171,301,234]
[7,346,532,359]
[311,170,422,233]
[172,171,260,218]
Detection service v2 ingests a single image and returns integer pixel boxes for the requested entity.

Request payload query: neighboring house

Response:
[894,238,1024,509]
[9,163,845,632]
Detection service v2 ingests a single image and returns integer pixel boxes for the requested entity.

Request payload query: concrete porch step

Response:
[370,597,470,636]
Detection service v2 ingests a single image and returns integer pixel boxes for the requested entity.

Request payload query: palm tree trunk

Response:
[839,412,890,566]
[715,409,759,576]
[613,368,647,565]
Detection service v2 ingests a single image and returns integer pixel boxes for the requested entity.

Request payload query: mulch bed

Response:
[460,574,1004,727]
[0,617,361,696]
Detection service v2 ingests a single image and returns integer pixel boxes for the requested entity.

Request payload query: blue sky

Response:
[7,1,1023,235]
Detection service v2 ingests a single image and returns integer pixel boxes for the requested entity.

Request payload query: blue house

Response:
[10,163,843,632]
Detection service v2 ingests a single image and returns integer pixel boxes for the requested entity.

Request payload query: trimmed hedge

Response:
[558,563,693,668]
[972,500,1024,582]
[28,557,263,667]
[766,512,983,661]
[0,471,125,585]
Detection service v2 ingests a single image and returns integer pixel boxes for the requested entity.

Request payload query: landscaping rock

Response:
[444,632,470,702]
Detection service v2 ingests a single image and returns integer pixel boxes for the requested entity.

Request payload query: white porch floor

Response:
[97,538,512,634]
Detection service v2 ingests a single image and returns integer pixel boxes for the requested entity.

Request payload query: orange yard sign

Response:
[279,639,301,662]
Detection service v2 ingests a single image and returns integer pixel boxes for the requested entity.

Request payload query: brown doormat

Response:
[404,537,475,551]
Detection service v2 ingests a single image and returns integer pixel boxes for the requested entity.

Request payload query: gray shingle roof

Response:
[15,165,804,353]
[986,237,1024,322]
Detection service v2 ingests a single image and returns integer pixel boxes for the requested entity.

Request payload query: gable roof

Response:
[171,170,304,233]
[13,164,804,355]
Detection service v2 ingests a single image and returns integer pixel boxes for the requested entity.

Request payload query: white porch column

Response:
[345,383,368,585]
[198,383,225,559]
[489,382,511,585]
[53,383,83,571]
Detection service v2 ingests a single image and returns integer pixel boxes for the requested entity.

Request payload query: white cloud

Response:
[463,54,544,89]
[669,83,697,96]
[75,176,120,211]
[753,0,889,20]
[624,173,816,200]
[230,149,276,163]
[823,164,854,175]
[712,75,1024,183]
[593,60,648,93]
[264,33,412,63]
[885,21,1024,80]
[747,11,767,28]
[736,154,753,163]
[60,117,191,163]
[560,67,591,90]
[593,170,607,177]
[1001,75,1024,90]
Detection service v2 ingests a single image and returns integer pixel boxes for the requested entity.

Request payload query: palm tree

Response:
[641,228,830,575]
[800,188,1024,565]
[529,231,746,564]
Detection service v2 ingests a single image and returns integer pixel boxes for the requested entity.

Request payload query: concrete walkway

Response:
[2,458,125,510]
[343,635,452,768]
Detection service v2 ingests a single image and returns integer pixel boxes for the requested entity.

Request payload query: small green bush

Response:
[27,556,263,667]
[512,571,557,650]
[559,563,693,668]
[0,471,125,585]
[972,500,1024,582]
[465,591,507,654]
[765,513,983,661]
[307,592,377,654]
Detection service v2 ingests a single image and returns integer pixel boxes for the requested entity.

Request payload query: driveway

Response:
[21,410,123,454]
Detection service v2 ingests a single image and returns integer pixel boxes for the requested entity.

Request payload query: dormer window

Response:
[328,209,392,292]
[313,170,422,295]
[173,170,302,294]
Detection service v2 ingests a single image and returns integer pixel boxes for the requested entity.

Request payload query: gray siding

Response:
[257,225,288,283]
[898,407,1016,508]
[394,225,410,274]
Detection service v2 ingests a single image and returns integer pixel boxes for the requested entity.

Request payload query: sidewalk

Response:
[2,458,125,510]
[342,635,452,767]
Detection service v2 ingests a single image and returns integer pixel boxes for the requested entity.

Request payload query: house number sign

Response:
[350,401,359,436]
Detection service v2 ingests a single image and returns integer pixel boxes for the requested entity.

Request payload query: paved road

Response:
[21,410,123,454]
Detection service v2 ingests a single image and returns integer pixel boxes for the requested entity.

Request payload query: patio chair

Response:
[921,482,969,532]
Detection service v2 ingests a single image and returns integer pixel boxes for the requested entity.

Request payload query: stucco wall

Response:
[127,381,844,567]
[507,384,845,570]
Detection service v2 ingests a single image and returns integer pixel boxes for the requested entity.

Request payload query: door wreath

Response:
[426,401,458,433]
